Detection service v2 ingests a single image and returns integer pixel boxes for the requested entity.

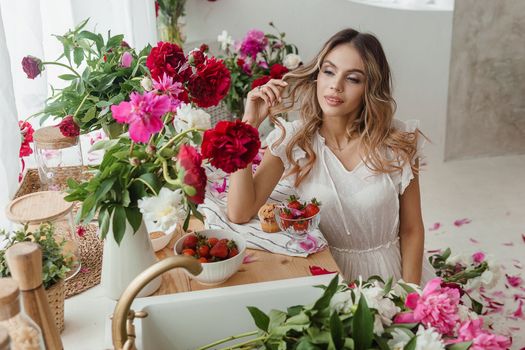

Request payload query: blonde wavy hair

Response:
[269,28,424,187]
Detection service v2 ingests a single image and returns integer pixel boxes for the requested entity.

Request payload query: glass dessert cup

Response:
[274,206,321,253]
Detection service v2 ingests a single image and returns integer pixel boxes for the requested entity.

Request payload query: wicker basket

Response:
[15,166,90,198]
[45,279,65,333]
[204,102,236,126]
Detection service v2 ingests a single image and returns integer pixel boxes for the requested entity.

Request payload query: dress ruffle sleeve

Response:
[264,117,306,171]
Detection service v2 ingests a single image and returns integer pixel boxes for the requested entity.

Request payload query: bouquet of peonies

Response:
[200,275,511,350]
[23,19,230,139]
[65,40,260,244]
[217,23,302,118]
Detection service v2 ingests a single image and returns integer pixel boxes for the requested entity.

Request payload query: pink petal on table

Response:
[80,267,90,273]
[469,238,480,244]
[428,222,441,231]
[211,178,227,194]
[522,234,525,243]
[503,242,514,247]
[513,300,524,318]
[309,265,336,276]
[514,294,525,301]
[472,251,486,264]
[427,249,442,254]
[454,218,472,227]
[242,253,259,264]
[492,291,506,298]
[514,264,523,270]
[506,274,523,288]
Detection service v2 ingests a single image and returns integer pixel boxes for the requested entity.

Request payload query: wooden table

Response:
[153,218,339,294]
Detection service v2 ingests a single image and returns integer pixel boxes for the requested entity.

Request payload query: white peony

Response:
[141,76,153,91]
[217,30,234,51]
[415,325,445,350]
[446,253,473,266]
[481,261,501,289]
[458,304,479,322]
[174,103,212,133]
[373,315,384,336]
[387,328,412,350]
[392,280,422,298]
[329,290,353,314]
[138,188,188,234]
[283,53,302,70]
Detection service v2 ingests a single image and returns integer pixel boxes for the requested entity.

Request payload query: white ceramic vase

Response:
[101,219,161,300]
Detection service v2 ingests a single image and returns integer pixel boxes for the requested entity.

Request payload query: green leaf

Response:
[287,305,303,317]
[78,30,104,53]
[285,311,310,326]
[112,206,127,245]
[247,306,270,332]
[73,47,84,67]
[448,341,473,350]
[383,277,393,295]
[98,207,111,240]
[352,295,374,350]
[373,334,390,350]
[80,195,96,221]
[89,139,120,152]
[58,74,78,80]
[330,312,344,349]
[399,282,418,295]
[82,106,97,123]
[313,274,339,311]
[107,34,124,48]
[404,335,417,350]
[125,207,142,234]
[136,173,161,196]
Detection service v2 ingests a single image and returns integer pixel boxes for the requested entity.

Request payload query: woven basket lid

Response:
[5,191,74,224]
[33,126,78,150]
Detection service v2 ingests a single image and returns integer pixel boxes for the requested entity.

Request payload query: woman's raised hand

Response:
[242,79,288,128]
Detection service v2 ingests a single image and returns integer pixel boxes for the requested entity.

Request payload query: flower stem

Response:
[219,335,266,349]
[158,127,204,154]
[73,94,89,119]
[161,158,181,186]
[195,330,259,350]
[41,61,81,78]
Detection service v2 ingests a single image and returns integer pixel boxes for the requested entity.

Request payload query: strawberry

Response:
[279,208,294,229]
[183,234,198,249]
[182,248,196,257]
[287,195,303,211]
[304,198,321,218]
[293,220,309,232]
[198,245,210,258]
[227,241,239,258]
[207,237,219,246]
[210,241,229,259]
[198,257,208,263]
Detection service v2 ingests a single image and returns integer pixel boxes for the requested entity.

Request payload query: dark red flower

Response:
[190,49,206,68]
[309,265,336,276]
[188,57,231,108]
[58,115,80,137]
[251,75,271,89]
[177,145,207,204]
[155,1,160,17]
[146,42,190,82]
[201,120,260,173]
[199,44,209,53]
[76,226,87,237]
[21,56,42,79]
[269,63,288,79]
[18,120,34,157]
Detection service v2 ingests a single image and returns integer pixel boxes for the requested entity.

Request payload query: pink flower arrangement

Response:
[451,318,511,350]
[239,29,268,59]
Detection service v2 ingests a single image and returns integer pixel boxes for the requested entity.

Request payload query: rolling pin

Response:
[5,242,63,350]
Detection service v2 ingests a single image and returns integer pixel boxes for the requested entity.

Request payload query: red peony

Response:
[22,56,42,79]
[199,44,209,53]
[189,49,206,68]
[177,145,207,204]
[251,75,271,89]
[201,120,261,173]
[58,115,80,137]
[146,42,190,82]
[188,57,231,108]
[269,63,288,79]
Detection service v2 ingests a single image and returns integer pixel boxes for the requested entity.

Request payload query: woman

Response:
[226,28,435,285]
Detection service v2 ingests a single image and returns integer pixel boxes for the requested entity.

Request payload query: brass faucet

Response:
[111,256,203,349]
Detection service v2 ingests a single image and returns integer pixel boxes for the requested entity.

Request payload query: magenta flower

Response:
[239,29,268,58]
[153,73,184,112]
[22,56,43,79]
[394,277,460,335]
[121,52,133,68]
[472,251,485,264]
[450,318,511,350]
[111,91,170,143]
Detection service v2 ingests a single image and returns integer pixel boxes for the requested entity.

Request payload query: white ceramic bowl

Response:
[174,229,246,285]
[149,231,175,252]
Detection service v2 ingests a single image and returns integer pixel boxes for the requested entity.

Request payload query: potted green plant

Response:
[0,223,73,332]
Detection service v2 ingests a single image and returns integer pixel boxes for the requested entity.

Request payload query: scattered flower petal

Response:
[502,242,514,247]
[513,300,524,318]
[428,222,441,231]
[309,265,336,276]
[242,253,259,264]
[76,226,86,237]
[506,274,523,288]
[472,251,486,264]
[454,218,472,227]
[469,238,480,244]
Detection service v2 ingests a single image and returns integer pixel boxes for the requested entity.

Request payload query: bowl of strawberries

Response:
[174,229,246,285]
[274,196,321,253]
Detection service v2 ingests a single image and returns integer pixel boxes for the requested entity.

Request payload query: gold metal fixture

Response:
[111,256,202,349]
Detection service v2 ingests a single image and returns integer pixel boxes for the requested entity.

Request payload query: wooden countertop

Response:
[152,218,339,294]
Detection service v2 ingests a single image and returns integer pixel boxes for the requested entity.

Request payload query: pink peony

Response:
[121,52,133,68]
[454,318,511,350]
[394,277,460,335]
[153,74,185,112]
[111,91,170,143]
[239,29,268,59]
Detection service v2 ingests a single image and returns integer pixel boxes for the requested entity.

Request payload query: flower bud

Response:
[141,76,153,91]
[21,56,43,79]
[146,144,157,154]
[129,157,140,166]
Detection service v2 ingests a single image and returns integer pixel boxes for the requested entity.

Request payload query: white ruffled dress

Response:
[266,118,436,285]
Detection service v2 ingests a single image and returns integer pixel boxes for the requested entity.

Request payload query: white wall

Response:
[184,0,453,163]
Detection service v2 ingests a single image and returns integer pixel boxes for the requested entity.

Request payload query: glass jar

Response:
[33,126,83,191]
[0,325,10,350]
[0,278,44,350]
[5,192,82,281]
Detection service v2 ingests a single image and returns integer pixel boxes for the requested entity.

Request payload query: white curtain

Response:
[0,0,157,228]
